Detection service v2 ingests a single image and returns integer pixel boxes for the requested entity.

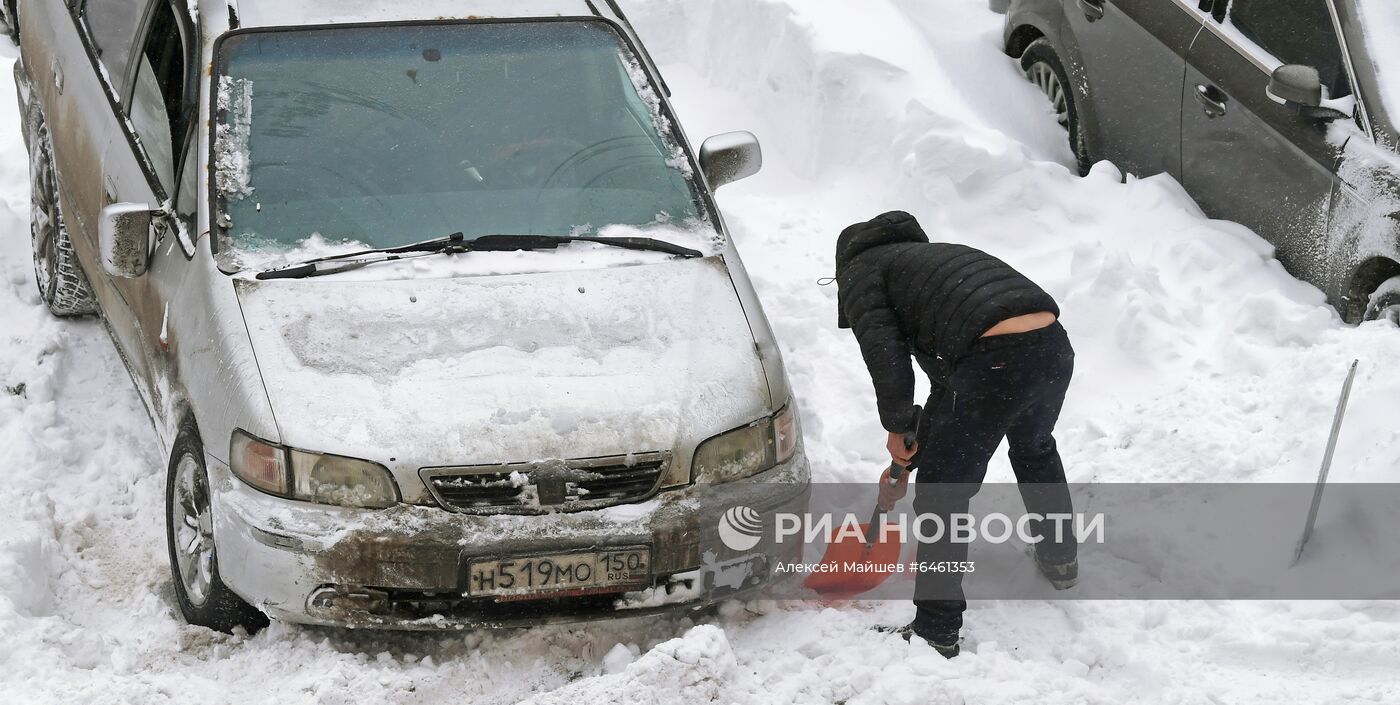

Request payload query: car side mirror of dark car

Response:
[1267,64,1350,121]
[100,202,155,278]
[699,131,762,189]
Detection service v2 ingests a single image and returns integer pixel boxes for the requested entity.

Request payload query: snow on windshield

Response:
[212,20,714,270]
[621,55,693,177]
[214,76,254,202]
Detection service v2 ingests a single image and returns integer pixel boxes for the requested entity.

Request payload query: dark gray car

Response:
[1003,0,1400,323]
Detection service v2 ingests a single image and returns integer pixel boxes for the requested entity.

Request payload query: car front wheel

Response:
[166,430,268,633]
[1020,38,1092,176]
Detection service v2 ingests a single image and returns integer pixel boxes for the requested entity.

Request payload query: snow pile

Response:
[0,502,58,618]
[521,620,975,704]
[631,0,1400,486]
[520,625,737,704]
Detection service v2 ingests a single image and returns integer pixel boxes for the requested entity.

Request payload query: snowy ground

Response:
[3,0,1400,703]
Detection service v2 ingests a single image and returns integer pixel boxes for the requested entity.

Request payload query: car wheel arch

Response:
[1347,255,1400,322]
[1005,24,1046,59]
[170,407,202,455]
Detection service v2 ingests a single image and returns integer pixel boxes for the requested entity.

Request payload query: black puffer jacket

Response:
[836,211,1059,433]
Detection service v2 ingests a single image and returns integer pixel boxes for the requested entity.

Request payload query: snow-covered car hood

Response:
[233,257,771,495]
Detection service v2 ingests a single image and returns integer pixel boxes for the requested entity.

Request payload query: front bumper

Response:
[208,452,810,629]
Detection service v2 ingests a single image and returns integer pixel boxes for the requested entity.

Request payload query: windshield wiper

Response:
[254,232,703,280]
[470,234,703,259]
[255,232,470,280]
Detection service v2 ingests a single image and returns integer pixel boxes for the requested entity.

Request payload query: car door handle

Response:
[1077,0,1106,22]
[1194,84,1228,118]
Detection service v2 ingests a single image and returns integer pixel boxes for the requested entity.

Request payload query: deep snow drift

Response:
[3,0,1399,703]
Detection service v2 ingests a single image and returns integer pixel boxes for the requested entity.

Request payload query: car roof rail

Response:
[587,0,671,98]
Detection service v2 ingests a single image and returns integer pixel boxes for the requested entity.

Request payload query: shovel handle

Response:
[866,407,923,548]
[884,407,923,486]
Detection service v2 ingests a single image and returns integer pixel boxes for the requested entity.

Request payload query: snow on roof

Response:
[235,0,597,28]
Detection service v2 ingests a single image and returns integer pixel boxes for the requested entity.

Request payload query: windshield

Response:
[212,20,708,265]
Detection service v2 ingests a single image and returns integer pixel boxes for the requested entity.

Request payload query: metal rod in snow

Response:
[1293,359,1359,566]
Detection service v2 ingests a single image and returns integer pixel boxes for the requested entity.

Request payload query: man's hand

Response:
[887,431,918,465]
[877,465,910,510]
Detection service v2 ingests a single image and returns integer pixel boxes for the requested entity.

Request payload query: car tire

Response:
[165,428,269,634]
[0,2,16,44]
[28,110,98,317]
[1020,38,1092,176]
[1363,275,1400,324]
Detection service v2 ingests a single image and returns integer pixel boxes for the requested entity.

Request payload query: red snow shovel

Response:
[804,409,922,597]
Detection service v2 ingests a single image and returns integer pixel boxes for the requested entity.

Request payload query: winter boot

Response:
[873,622,960,658]
[1034,551,1078,590]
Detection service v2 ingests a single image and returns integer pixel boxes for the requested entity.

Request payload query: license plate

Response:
[466,547,651,599]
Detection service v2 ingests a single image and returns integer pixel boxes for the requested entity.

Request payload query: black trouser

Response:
[910,322,1075,639]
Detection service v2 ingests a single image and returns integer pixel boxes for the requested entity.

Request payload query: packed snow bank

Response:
[0,505,58,617]
[631,0,1400,487]
[3,1,1400,704]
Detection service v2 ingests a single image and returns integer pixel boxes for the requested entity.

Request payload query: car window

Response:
[128,0,189,195]
[78,0,145,94]
[1228,0,1351,98]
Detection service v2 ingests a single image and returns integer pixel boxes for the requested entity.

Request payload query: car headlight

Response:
[230,430,400,509]
[692,405,800,483]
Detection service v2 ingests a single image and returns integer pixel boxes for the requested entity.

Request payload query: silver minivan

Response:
[13,0,808,630]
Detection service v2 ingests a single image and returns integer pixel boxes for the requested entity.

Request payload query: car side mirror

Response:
[699,131,762,189]
[1267,64,1349,121]
[100,202,155,278]
[1268,64,1322,106]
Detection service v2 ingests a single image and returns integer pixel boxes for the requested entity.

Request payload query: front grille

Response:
[421,452,670,515]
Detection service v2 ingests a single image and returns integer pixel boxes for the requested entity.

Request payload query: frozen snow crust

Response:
[2,0,1399,702]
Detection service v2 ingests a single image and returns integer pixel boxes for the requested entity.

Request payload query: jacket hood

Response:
[835,210,929,328]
